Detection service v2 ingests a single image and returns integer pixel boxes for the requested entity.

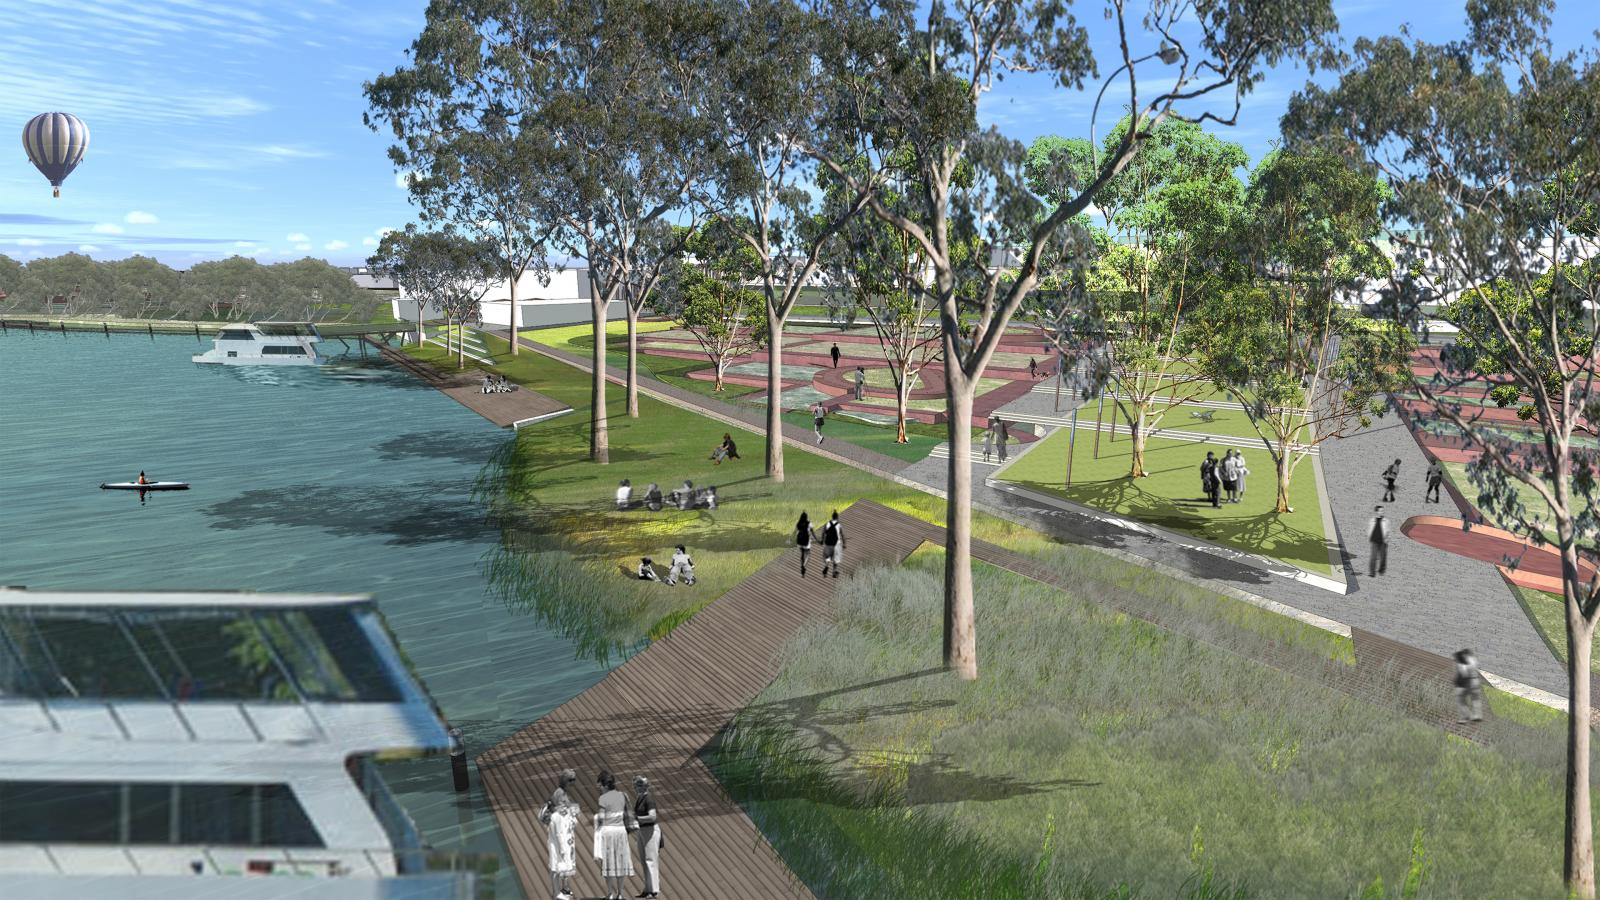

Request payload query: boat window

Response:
[0,781,322,848]
[218,330,255,340]
[261,345,308,355]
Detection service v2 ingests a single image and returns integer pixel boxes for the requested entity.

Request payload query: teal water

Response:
[0,331,611,898]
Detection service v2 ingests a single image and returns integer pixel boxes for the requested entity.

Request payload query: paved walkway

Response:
[499,330,1571,698]
[373,338,573,429]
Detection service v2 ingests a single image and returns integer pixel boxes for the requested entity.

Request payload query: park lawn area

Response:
[1121,400,1305,444]
[999,425,1333,575]
[404,333,1047,661]
[1441,460,1559,544]
[713,551,1582,899]
[780,409,943,463]
[1509,582,1600,675]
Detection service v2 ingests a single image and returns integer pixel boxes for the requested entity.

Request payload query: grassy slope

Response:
[714,551,1581,899]
[1000,425,1332,575]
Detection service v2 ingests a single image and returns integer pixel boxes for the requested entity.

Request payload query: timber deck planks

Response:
[370,337,571,429]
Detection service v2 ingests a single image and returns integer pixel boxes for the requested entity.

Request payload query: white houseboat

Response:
[192,322,325,366]
[0,587,472,899]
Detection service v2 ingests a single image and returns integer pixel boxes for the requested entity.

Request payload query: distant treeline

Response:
[0,252,391,323]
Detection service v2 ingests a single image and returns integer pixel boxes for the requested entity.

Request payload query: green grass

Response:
[713,552,1586,899]
[403,333,1037,663]
[999,426,1333,575]
[1509,582,1600,675]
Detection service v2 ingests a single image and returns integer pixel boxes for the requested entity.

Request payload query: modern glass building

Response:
[0,588,472,899]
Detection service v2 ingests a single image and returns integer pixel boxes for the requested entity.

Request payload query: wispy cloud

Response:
[79,244,101,252]
[361,236,378,247]
[92,223,125,235]
[0,214,91,226]
[324,240,349,251]
[294,242,312,252]
[286,232,309,243]
[249,145,329,160]
[124,210,160,224]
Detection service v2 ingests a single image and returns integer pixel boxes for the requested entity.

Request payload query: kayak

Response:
[101,482,189,491]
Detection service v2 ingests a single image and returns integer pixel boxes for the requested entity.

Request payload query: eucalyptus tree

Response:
[0,254,22,310]
[369,225,482,348]
[1191,149,1395,514]
[366,11,552,362]
[274,258,370,323]
[20,252,112,314]
[805,0,1341,679]
[698,0,869,479]
[1286,2,1600,891]
[1023,120,1248,478]
[178,256,276,321]
[669,224,770,392]
[106,255,180,319]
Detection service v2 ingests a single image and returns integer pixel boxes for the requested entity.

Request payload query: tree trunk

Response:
[766,308,785,482]
[457,318,466,369]
[416,300,425,348]
[895,370,911,443]
[944,369,978,681]
[508,270,520,357]
[591,292,609,464]
[625,303,640,418]
[1274,446,1292,513]
[1129,406,1148,477]
[1564,543,1597,898]
[714,359,726,392]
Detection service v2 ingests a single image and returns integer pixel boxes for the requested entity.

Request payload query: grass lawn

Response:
[404,332,1039,662]
[1509,582,1600,675]
[712,551,1585,899]
[999,426,1333,575]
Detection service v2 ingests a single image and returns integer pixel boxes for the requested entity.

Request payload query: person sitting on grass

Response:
[637,557,660,582]
[615,479,632,510]
[671,480,695,511]
[698,485,717,509]
[644,482,663,512]
[710,433,740,465]
[665,545,696,585]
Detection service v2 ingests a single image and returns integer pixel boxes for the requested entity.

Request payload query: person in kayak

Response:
[137,471,149,485]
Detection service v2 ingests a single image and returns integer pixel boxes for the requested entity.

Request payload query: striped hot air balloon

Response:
[22,112,90,198]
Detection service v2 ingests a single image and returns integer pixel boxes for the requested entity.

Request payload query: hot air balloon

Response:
[22,113,90,198]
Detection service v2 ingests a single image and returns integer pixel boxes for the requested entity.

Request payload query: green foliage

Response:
[368,225,498,323]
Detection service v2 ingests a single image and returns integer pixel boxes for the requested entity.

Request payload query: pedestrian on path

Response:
[820,510,846,578]
[1425,459,1444,504]
[592,771,633,900]
[1381,458,1401,502]
[796,512,816,577]
[1200,451,1220,508]
[854,365,866,401]
[996,420,1009,463]
[830,343,841,368]
[632,776,662,899]
[1368,506,1391,577]
[812,402,827,445]
[981,424,994,463]
[1028,357,1038,379]
[1454,649,1485,723]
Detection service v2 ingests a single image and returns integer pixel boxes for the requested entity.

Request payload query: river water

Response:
[0,330,610,898]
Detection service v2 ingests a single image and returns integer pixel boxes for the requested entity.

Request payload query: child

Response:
[545,801,577,900]
[637,558,660,581]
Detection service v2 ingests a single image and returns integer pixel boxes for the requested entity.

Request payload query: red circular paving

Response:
[1400,514,1595,593]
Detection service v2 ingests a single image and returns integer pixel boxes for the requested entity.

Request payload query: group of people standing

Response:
[982,418,1009,464]
[1199,449,1249,508]
[540,769,662,900]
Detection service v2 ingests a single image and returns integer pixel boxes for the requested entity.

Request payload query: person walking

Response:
[1381,458,1401,502]
[996,420,1009,463]
[593,771,633,900]
[812,402,827,445]
[1028,357,1038,379]
[632,775,661,899]
[820,510,846,578]
[795,512,816,577]
[1454,649,1485,723]
[829,342,841,368]
[853,365,866,401]
[1425,459,1444,504]
[981,424,994,463]
[1367,505,1391,577]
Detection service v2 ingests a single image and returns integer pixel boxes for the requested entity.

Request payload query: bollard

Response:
[448,726,470,793]
[104,322,110,338]
[60,321,67,335]
[194,324,200,341]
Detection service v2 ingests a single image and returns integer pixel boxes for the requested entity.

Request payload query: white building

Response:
[392,265,623,330]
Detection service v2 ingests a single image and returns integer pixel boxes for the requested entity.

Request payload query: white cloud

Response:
[92,223,125,234]
[124,210,159,224]
[79,244,100,252]
[375,227,395,237]
[361,236,378,247]
[286,232,309,243]
[234,240,254,247]
[294,242,312,252]
[13,238,44,246]
[249,144,327,159]
[394,171,416,190]
[324,240,348,251]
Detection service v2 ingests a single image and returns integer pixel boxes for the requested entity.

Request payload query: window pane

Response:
[178,784,253,845]
[29,612,161,699]
[0,615,71,698]
[123,619,188,699]
[140,611,290,701]
[0,781,119,843]
[258,784,322,848]
[304,608,402,702]
[0,621,45,698]
[128,784,173,844]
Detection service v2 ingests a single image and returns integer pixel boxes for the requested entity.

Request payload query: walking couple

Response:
[796,510,846,578]
[540,769,663,900]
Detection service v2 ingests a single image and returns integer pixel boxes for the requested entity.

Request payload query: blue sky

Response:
[0,1,1593,269]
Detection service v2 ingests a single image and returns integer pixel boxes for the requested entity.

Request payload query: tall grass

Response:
[713,554,1591,898]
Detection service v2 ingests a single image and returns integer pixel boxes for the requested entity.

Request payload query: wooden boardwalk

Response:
[369,338,571,429]
[477,501,935,900]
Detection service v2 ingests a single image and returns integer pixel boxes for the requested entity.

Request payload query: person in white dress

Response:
[593,771,633,900]
[545,801,578,899]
